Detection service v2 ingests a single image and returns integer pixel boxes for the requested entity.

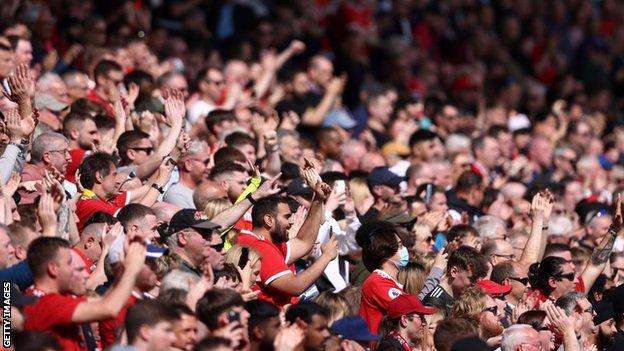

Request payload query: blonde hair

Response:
[338,285,362,315]
[451,286,486,325]
[203,198,236,244]
[203,198,232,219]
[412,223,431,241]
[397,262,427,295]
[225,245,261,269]
[315,291,351,326]
[348,177,373,215]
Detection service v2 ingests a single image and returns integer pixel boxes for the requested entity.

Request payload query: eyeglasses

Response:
[555,272,575,281]
[48,149,70,156]
[407,314,427,326]
[130,147,154,155]
[581,306,594,315]
[482,306,498,315]
[508,276,529,286]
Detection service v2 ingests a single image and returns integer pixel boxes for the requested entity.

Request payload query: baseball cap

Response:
[34,93,69,112]
[593,300,614,325]
[387,294,436,319]
[322,110,357,129]
[367,167,404,188]
[477,279,512,296]
[331,316,381,341]
[168,209,221,234]
[379,210,416,226]
[381,142,411,157]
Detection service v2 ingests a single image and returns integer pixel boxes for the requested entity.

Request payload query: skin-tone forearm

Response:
[135,121,182,180]
[211,199,252,228]
[301,92,337,126]
[72,266,140,322]
[253,68,276,100]
[519,216,547,267]
[264,149,282,177]
[286,198,324,264]
[86,246,110,290]
[67,212,80,246]
[270,255,332,295]
[581,226,617,293]
[561,328,580,351]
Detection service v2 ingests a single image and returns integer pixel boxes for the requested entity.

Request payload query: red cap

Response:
[477,279,512,296]
[387,294,436,319]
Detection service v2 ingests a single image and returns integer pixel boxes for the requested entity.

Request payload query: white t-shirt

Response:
[188,100,216,124]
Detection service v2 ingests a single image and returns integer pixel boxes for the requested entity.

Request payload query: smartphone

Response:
[334,180,346,195]
[238,247,249,269]
[228,310,240,323]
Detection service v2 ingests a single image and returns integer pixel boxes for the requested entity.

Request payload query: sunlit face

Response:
[172,314,198,351]
[55,248,75,293]
[128,138,154,165]
[429,192,448,212]
[15,39,33,66]
[101,163,121,198]
[269,203,293,243]
[304,314,331,351]
[69,250,89,295]
[77,119,101,149]
[145,321,177,351]
[46,140,72,175]
[203,231,225,270]
[223,171,248,202]
[0,48,15,78]
[0,230,15,269]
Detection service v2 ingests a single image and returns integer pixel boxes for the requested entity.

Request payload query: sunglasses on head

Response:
[482,306,498,315]
[555,272,575,281]
[508,276,529,286]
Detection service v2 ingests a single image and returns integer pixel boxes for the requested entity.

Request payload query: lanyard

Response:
[388,331,412,351]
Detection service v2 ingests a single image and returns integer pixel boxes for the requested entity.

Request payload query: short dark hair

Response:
[213,146,247,165]
[94,114,115,132]
[205,110,236,132]
[225,132,256,149]
[245,300,280,330]
[196,288,244,330]
[214,263,242,283]
[285,301,328,324]
[27,237,70,279]
[192,336,231,351]
[83,211,119,227]
[490,261,515,284]
[409,130,439,148]
[543,243,571,258]
[433,318,478,351]
[13,330,62,351]
[361,225,399,272]
[448,246,488,280]
[455,171,483,193]
[251,196,288,228]
[124,69,154,89]
[117,130,151,165]
[62,111,93,138]
[117,204,155,231]
[516,310,546,329]
[79,152,115,189]
[447,225,478,242]
[93,59,122,81]
[208,161,247,181]
[125,300,178,344]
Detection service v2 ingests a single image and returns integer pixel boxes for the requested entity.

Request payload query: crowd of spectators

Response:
[2,0,624,350]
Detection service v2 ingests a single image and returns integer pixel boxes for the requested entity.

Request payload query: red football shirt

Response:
[526,276,586,309]
[23,293,88,351]
[75,192,130,230]
[237,229,298,308]
[99,294,138,349]
[359,270,405,333]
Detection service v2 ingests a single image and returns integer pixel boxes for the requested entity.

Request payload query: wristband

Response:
[151,183,165,194]
[247,193,257,205]
[542,226,549,231]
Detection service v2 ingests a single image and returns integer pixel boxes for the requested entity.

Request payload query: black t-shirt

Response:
[422,285,454,317]
[276,93,322,140]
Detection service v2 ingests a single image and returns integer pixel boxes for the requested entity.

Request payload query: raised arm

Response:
[286,165,331,264]
[300,76,345,126]
[581,194,621,293]
[71,242,145,323]
[270,236,338,295]
[134,91,185,180]
[519,191,553,267]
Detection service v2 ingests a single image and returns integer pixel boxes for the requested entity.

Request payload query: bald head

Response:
[193,180,228,211]
[151,202,181,223]
[359,152,386,173]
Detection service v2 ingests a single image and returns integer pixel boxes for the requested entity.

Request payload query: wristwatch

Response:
[151,183,165,194]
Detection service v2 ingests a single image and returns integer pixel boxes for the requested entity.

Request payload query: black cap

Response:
[367,167,404,188]
[593,300,614,325]
[169,209,221,234]
[613,283,624,321]
[286,178,313,197]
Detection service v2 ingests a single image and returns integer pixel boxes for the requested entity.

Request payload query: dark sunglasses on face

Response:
[482,306,498,315]
[508,276,529,286]
[210,242,225,252]
[130,147,154,155]
[555,272,575,281]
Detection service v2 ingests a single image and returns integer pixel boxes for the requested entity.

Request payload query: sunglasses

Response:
[536,326,550,332]
[508,276,529,285]
[555,272,575,281]
[210,242,225,252]
[482,306,498,315]
[130,147,154,155]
